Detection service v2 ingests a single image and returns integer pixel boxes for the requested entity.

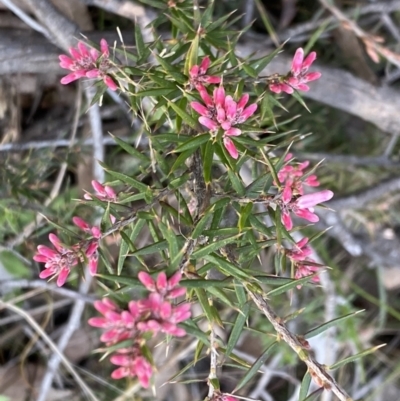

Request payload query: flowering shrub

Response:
[31,2,367,400]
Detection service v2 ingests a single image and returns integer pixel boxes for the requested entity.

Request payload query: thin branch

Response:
[0,300,99,401]
[0,0,51,38]
[0,279,95,304]
[246,289,353,401]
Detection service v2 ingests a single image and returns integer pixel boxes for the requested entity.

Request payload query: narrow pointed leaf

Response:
[304,310,365,339]
[329,344,386,371]
[233,342,277,392]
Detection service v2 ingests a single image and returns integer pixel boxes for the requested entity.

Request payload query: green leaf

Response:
[103,167,148,192]
[97,273,141,287]
[300,387,324,401]
[170,149,194,174]
[299,372,311,401]
[0,251,30,278]
[250,43,286,74]
[174,134,210,153]
[135,23,150,62]
[180,321,210,346]
[304,310,365,339]
[184,32,199,76]
[227,170,245,196]
[203,139,214,185]
[117,219,146,275]
[225,302,251,358]
[266,273,319,297]
[131,239,168,256]
[291,90,311,112]
[180,278,233,289]
[238,202,253,231]
[168,172,190,189]
[206,9,237,33]
[136,87,175,97]
[233,342,277,392]
[194,288,222,326]
[165,101,196,125]
[110,134,148,161]
[192,234,242,259]
[329,344,386,371]
[204,254,250,281]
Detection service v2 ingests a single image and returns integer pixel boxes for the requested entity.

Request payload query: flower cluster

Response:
[88,271,191,387]
[33,218,101,286]
[189,55,221,90]
[277,155,333,231]
[277,155,332,283]
[84,180,118,223]
[269,48,321,94]
[191,79,257,158]
[59,39,117,90]
[210,392,238,401]
[287,237,321,287]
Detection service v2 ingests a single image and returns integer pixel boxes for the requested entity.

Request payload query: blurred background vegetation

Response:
[0,0,400,400]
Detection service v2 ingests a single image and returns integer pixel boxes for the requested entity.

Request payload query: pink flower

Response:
[287,237,312,261]
[277,154,321,204]
[269,48,321,94]
[84,180,117,224]
[33,234,79,287]
[189,56,221,90]
[59,39,117,90]
[280,189,334,230]
[110,352,153,388]
[190,86,257,159]
[295,260,321,288]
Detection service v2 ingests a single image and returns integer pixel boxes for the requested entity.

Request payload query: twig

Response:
[246,289,353,401]
[0,300,99,401]
[287,152,400,168]
[319,0,400,69]
[0,0,51,38]
[328,176,400,210]
[0,299,71,327]
[0,279,95,304]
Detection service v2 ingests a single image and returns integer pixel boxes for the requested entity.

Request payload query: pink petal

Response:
[92,180,106,195]
[296,190,333,208]
[73,216,90,231]
[104,75,118,91]
[282,211,293,231]
[78,42,90,58]
[111,367,128,379]
[302,51,317,70]
[291,48,304,76]
[90,48,99,61]
[33,255,49,263]
[198,86,213,107]
[56,267,70,287]
[86,69,101,78]
[100,38,109,57]
[60,72,80,85]
[105,185,117,199]
[199,56,210,73]
[89,255,98,275]
[159,301,172,319]
[225,127,241,136]
[239,103,257,122]
[59,55,74,69]
[69,46,81,60]
[168,287,186,299]
[138,271,155,291]
[213,86,225,108]
[191,101,210,116]
[224,95,237,119]
[282,185,292,203]
[91,226,101,238]
[304,71,321,82]
[269,83,282,94]
[87,317,108,328]
[205,76,221,84]
[199,116,218,131]
[167,271,182,288]
[189,64,199,78]
[156,272,167,291]
[37,245,57,258]
[295,208,319,222]
[39,268,55,279]
[237,93,249,111]
[223,137,239,159]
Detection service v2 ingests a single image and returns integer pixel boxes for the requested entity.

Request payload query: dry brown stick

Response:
[319,0,400,69]
[246,289,353,401]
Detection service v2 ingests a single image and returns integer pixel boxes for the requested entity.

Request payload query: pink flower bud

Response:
[138,271,155,291]
[73,216,90,231]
